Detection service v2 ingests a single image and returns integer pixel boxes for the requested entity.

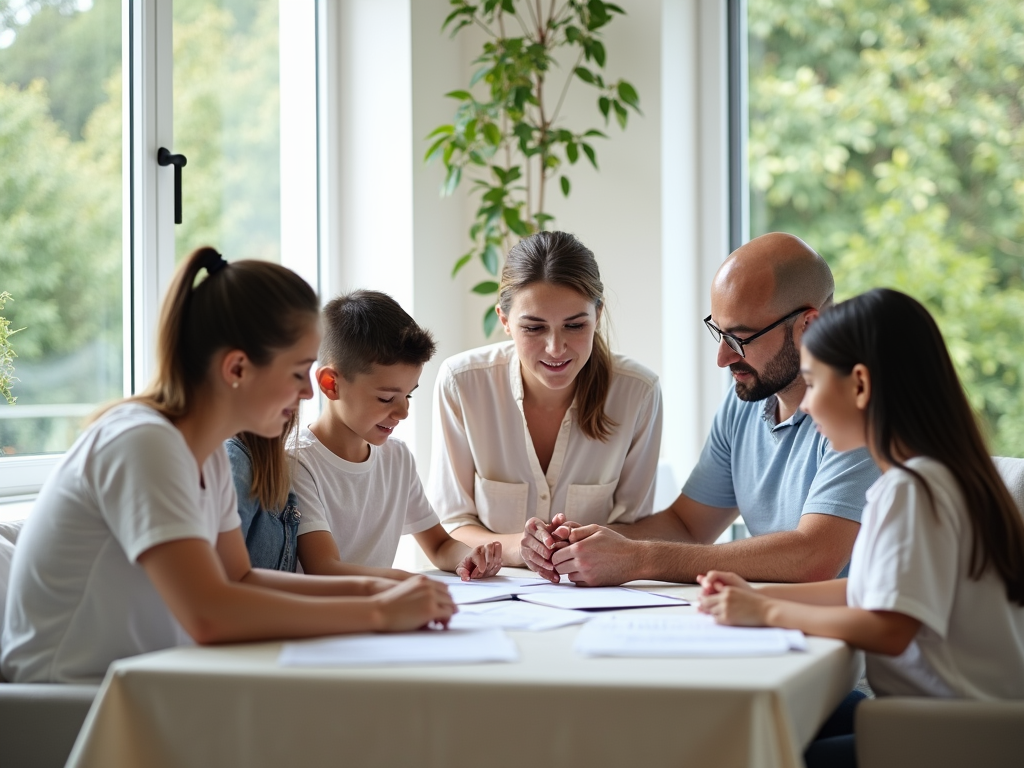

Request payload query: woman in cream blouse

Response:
[427,231,663,581]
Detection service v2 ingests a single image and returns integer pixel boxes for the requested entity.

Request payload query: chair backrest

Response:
[0,518,25,546]
[992,457,1024,515]
[857,696,1024,768]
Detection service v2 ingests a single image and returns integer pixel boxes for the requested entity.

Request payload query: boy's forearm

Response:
[424,537,471,572]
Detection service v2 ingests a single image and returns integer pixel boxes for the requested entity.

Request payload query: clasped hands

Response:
[519,513,633,587]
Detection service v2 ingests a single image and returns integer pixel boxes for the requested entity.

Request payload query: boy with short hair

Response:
[292,290,502,581]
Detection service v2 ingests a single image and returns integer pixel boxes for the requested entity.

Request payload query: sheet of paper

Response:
[278,628,518,667]
[516,585,689,611]
[446,583,524,605]
[426,572,551,589]
[574,614,806,658]
[449,601,593,632]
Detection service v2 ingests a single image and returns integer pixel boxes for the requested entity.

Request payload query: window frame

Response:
[0,0,324,500]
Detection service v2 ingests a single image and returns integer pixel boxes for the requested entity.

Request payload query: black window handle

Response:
[157,147,188,224]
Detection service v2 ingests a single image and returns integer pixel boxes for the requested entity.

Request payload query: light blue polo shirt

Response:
[682,390,879,536]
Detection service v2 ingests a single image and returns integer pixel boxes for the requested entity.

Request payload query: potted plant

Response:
[426,0,641,334]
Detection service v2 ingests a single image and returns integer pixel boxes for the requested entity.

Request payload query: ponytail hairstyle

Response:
[498,231,616,441]
[130,246,319,509]
[803,288,1024,606]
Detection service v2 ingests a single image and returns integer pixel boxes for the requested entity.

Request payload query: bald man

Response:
[529,233,879,586]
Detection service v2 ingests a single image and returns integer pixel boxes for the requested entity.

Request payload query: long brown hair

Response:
[498,231,616,441]
[804,288,1024,605]
[129,246,319,508]
[235,414,298,512]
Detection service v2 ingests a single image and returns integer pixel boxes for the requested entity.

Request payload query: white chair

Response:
[0,518,98,768]
[855,457,1024,768]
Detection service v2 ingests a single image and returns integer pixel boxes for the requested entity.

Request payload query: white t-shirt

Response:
[427,341,662,534]
[0,404,239,684]
[847,456,1024,699]
[291,428,439,568]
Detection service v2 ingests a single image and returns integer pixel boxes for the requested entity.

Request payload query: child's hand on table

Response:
[697,570,754,596]
[455,542,503,581]
[698,571,771,627]
[374,575,457,631]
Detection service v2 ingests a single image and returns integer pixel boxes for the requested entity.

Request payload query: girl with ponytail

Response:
[699,289,1024,765]
[427,231,663,582]
[1,247,454,684]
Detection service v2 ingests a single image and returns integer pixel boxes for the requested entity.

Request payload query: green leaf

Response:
[613,99,628,128]
[469,66,492,87]
[504,166,523,183]
[599,96,611,120]
[425,124,455,139]
[503,207,531,237]
[560,175,571,196]
[591,40,606,68]
[482,243,501,275]
[575,66,596,85]
[605,3,626,13]
[535,213,554,228]
[565,25,581,43]
[442,165,462,196]
[445,89,473,101]
[566,142,579,164]
[584,129,608,138]
[424,136,448,163]
[483,122,502,147]
[582,143,598,169]
[472,280,500,295]
[617,81,641,112]
[452,251,473,277]
[500,0,516,14]
[483,306,500,337]
[464,118,478,142]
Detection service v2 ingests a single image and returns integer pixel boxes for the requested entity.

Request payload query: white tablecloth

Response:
[67,579,861,768]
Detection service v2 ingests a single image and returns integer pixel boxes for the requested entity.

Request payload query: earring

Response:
[232,381,239,389]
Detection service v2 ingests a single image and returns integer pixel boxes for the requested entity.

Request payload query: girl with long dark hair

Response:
[699,288,1024,763]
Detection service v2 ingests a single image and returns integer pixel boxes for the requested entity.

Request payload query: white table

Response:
[67,579,861,768]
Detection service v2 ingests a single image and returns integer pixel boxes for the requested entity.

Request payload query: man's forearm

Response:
[637,530,846,584]
[610,509,696,543]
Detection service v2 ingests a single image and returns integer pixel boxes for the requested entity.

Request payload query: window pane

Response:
[0,0,123,456]
[747,1,1024,455]
[173,0,282,264]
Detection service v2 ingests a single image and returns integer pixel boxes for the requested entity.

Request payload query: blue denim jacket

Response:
[225,438,300,572]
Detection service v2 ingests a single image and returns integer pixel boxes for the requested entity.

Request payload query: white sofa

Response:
[855,456,1024,767]
[0,518,99,768]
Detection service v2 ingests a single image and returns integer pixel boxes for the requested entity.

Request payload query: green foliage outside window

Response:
[749,0,1024,455]
[0,0,280,454]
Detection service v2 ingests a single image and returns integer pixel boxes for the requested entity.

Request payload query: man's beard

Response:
[730,325,801,402]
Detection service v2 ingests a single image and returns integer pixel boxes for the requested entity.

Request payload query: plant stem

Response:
[551,47,585,126]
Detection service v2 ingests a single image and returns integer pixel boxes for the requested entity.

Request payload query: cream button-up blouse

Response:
[427,341,663,534]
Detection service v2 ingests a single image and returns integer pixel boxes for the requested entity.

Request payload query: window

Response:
[741,0,1024,455]
[0,0,123,459]
[0,0,318,498]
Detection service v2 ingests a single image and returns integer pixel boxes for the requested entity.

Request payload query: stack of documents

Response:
[515,584,687,611]
[430,573,690,611]
[449,601,593,632]
[279,628,519,667]
[574,614,807,658]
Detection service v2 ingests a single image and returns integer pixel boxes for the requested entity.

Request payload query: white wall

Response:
[323,0,732,492]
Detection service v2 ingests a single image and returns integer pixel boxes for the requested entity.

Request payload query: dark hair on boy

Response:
[321,290,436,379]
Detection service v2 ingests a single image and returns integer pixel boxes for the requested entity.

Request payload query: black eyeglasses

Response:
[703,307,812,358]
